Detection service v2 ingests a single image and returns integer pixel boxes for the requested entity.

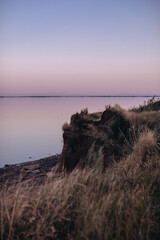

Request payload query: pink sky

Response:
[0,0,160,96]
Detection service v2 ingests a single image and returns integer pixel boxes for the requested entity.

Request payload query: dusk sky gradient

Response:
[0,0,160,96]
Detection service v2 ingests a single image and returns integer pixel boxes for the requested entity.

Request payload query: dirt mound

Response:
[59,107,131,172]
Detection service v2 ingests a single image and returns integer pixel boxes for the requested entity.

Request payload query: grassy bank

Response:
[0,99,160,240]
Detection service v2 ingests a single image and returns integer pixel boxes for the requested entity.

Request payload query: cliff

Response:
[59,99,160,172]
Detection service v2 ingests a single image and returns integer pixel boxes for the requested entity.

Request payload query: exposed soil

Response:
[59,107,131,172]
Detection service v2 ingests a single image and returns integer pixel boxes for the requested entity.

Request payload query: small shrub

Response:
[131,98,160,112]
[80,108,88,115]
[62,122,70,131]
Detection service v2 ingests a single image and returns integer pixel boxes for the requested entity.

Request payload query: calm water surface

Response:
[0,97,152,167]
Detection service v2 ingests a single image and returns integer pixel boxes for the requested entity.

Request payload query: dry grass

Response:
[131,98,160,112]
[114,104,160,127]
[0,130,160,240]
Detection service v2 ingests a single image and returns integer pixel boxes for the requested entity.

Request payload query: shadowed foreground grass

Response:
[0,100,160,240]
[1,131,160,240]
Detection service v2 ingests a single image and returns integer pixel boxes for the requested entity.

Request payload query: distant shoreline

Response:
[0,95,159,98]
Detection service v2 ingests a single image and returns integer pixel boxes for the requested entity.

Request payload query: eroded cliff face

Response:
[59,107,131,172]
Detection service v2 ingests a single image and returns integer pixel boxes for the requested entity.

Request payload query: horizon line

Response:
[0,95,159,98]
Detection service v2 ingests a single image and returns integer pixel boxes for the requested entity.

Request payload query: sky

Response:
[0,0,160,96]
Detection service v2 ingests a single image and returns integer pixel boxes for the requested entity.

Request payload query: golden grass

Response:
[0,129,160,240]
[114,104,160,126]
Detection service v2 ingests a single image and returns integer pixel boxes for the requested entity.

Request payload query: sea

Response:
[0,96,155,167]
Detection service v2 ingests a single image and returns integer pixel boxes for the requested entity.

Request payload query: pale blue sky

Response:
[0,0,160,95]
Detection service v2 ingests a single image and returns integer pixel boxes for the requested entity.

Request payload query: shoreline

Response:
[0,154,60,187]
